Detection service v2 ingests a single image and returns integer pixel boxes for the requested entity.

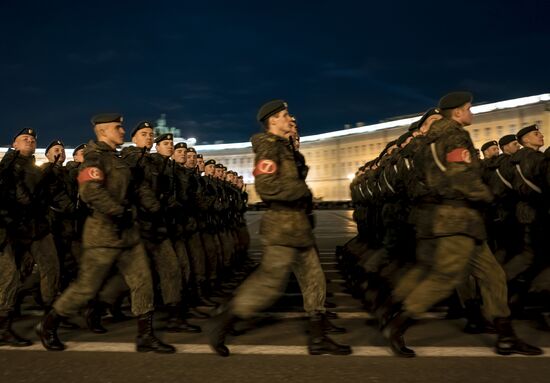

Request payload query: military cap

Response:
[222,166,227,171]
[91,113,123,125]
[154,133,173,144]
[215,163,224,169]
[396,132,411,147]
[417,107,442,127]
[72,143,87,156]
[438,91,473,110]
[131,121,154,137]
[257,99,288,122]
[498,134,517,147]
[205,159,216,166]
[197,153,203,159]
[516,124,539,140]
[13,127,37,142]
[45,140,64,154]
[174,142,187,150]
[408,121,420,132]
[187,147,197,153]
[481,140,498,152]
[237,175,243,179]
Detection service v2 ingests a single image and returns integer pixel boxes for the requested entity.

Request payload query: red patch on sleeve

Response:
[253,159,277,177]
[78,167,104,184]
[446,148,471,164]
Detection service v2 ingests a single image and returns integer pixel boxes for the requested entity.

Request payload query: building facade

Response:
[1,94,549,203]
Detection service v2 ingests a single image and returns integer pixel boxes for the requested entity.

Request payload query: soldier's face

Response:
[73,149,85,163]
[156,140,174,157]
[522,130,544,149]
[214,168,223,178]
[185,152,197,168]
[172,148,187,164]
[455,103,473,127]
[236,178,243,188]
[12,134,36,156]
[100,122,125,147]
[267,109,293,139]
[46,145,66,163]
[226,173,235,183]
[502,140,520,155]
[204,164,215,176]
[197,158,205,171]
[132,128,154,150]
[483,145,499,159]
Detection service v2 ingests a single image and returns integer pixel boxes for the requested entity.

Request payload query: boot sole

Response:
[136,346,176,354]
[308,349,352,356]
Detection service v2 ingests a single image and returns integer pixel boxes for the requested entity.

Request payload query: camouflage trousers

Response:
[201,232,220,281]
[393,235,510,320]
[54,242,154,317]
[232,244,326,319]
[0,243,18,315]
[15,234,60,307]
[143,239,182,306]
[173,238,191,285]
[185,233,206,285]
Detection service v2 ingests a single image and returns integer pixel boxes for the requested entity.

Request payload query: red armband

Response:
[446,148,471,164]
[253,159,277,177]
[78,167,104,184]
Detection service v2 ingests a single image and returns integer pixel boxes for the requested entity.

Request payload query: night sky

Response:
[1,0,549,147]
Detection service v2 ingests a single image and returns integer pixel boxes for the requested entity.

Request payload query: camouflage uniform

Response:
[53,141,154,317]
[393,118,510,321]
[231,132,326,318]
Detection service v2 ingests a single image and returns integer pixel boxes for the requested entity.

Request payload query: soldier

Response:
[209,100,351,357]
[172,142,187,165]
[384,92,542,357]
[0,145,33,347]
[2,129,60,313]
[481,140,500,160]
[36,113,175,353]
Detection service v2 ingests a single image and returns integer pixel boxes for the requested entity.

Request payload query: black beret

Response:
[154,133,173,144]
[174,142,187,150]
[205,159,216,166]
[516,124,539,141]
[417,107,442,127]
[438,92,473,110]
[45,140,64,154]
[498,134,517,147]
[215,163,224,169]
[481,140,498,152]
[396,132,412,147]
[131,121,154,137]
[237,175,243,179]
[72,143,87,156]
[257,99,288,122]
[91,113,123,125]
[197,154,203,159]
[222,166,227,171]
[187,147,196,153]
[408,121,420,132]
[13,127,37,142]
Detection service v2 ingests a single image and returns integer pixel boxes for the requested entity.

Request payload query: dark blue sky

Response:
[1,0,549,147]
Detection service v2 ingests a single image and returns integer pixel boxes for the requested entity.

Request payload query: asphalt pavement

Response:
[1,210,549,383]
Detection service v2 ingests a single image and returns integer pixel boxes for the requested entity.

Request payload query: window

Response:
[361,145,366,153]
[509,124,516,133]
[496,126,503,136]
[472,129,479,140]
[484,127,492,139]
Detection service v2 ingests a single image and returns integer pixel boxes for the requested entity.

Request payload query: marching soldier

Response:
[209,100,351,357]
[36,113,175,353]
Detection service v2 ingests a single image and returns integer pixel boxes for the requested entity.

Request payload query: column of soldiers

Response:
[0,115,253,352]
[342,91,547,357]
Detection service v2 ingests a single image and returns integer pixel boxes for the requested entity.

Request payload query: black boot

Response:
[325,310,338,319]
[0,313,33,347]
[463,300,495,334]
[308,314,352,355]
[35,309,65,351]
[208,305,237,357]
[85,302,108,334]
[109,295,133,322]
[166,305,201,333]
[136,312,176,354]
[382,311,415,358]
[196,283,217,308]
[494,317,543,356]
